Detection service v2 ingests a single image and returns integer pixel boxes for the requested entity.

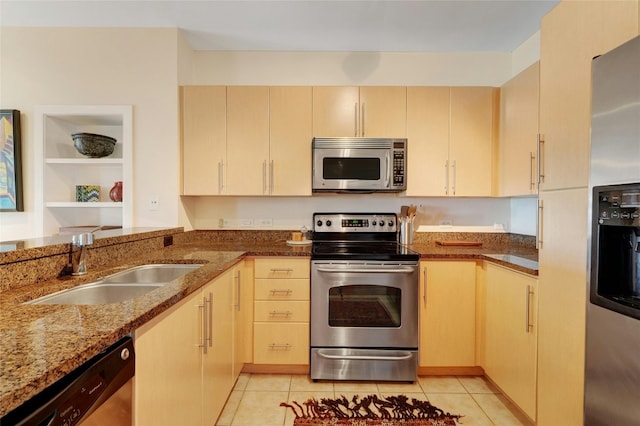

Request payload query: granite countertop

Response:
[0,235,535,417]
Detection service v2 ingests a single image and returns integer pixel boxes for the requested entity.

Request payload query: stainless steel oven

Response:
[310,213,420,382]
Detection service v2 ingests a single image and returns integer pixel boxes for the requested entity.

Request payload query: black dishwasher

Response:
[1,336,134,426]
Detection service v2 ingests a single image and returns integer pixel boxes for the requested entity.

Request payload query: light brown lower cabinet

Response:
[483,262,538,422]
[419,261,477,368]
[253,258,310,365]
[134,264,243,426]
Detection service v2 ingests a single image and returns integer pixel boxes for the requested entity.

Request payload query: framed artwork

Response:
[0,110,24,212]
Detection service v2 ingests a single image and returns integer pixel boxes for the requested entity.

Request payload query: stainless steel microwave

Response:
[312,137,407,192]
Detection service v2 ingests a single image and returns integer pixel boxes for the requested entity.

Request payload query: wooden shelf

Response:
[46,202,123,208]
[45,158,123,165]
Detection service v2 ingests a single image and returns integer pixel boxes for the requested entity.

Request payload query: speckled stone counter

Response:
[0,228,534,417]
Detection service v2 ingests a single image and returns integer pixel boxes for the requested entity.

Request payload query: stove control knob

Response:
[387,220,394,227]
[326,220,332,227]
[372,220,377,226]
[379,221,385,227]
[316,220,323,227]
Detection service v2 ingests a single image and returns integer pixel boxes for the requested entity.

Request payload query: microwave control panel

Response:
[392,149,406,188]
[596,188,640,227]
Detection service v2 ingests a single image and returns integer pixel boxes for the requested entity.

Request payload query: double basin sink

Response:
[27,264,203,305]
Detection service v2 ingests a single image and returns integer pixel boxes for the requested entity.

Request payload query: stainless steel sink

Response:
[27,264,203,305]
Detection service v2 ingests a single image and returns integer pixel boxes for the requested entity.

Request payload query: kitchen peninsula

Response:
[0,227,536,419]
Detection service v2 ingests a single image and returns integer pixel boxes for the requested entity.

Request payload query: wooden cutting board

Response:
[436,240,483,246]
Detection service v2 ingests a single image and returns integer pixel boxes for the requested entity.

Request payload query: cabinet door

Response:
[269,87,313,195]
[359,86,407,137]
[134,291,202,426]
[312,86,359,137]
[499,62,539,196]
[406,87,450,196]
[539,1,639,190]
[484,263,537,421]
[203,269,235,425]
[419,261,476,367]
[232,263,246,379]
[226,86,270,195]
[449,87,497,196]
[182,86,226,195]
[536,188,588,426]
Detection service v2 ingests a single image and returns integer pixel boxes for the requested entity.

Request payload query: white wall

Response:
[0,26,541,241]
[0,27,181,241]
[192,51,512,86]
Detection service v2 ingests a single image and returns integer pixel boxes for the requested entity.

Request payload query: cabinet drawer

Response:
[254,278,310,300]
[254,301,310,322]
[253,323,309,365]
[254,258,310,279]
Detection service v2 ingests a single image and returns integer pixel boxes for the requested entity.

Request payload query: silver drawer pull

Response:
[269,310,293,317]
[268,343,292,350]
[270,268,293,273]
[270,289,293,295]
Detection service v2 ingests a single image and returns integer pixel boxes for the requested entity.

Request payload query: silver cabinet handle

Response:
[423,267,427,307]
[269,310,293,317]
[361,102,366,136]
[234,271,241,311]
[270,160,274,194]
[197,297,207,354]
[207,292,213,348]
[537,134,545,184]
[269,343,292,350]
[444,160,449,195]
[525,285,533,333]
[529,151,536,191]
[269,289,293,295]
[536,199,543,250]
[452,159,457,196]
[270,268,293,272]
[262,160,267,195]
[218,161,224,194]
[354,103,359,136]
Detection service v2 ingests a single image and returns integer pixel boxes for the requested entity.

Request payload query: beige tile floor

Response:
[216,374,533,426]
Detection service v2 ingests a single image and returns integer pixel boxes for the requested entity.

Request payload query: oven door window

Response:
[328,285,401,328]
[323,157,381,181]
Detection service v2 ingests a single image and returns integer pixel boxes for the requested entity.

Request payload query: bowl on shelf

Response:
[71,132,117,158]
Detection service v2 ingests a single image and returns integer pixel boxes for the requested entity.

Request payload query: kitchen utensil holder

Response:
[399,221,414,245]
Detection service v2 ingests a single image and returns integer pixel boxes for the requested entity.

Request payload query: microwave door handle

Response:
[384,151,390,187]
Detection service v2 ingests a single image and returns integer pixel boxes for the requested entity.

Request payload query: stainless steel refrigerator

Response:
[585,34,640,424]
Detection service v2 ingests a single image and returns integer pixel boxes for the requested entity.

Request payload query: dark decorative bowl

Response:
[71,132,117,158]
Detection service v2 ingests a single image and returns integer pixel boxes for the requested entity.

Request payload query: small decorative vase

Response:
[109,181,123,202]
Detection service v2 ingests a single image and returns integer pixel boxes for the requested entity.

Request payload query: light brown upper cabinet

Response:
[499,62,540,197]
[312,86,406,137]
[270,87,313,196]
[407,86,498,196]
[539,1,639,191]
[226,86,270,195]
[181,86,226,195]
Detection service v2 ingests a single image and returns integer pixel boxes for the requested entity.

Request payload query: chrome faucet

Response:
[71,233,95,276]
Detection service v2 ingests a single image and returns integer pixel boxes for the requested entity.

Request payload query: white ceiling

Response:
[1,0,560,52]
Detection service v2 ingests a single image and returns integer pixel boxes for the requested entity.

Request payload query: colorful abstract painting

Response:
[0,110,23,212]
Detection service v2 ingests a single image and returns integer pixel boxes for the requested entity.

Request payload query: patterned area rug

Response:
[281,394,463,425]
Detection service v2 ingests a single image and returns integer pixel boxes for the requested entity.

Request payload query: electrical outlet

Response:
[439,220,453,226]
[222,219,232,227]
[149,197,159,211]
[240,219,253,227]
[256,218,273,227]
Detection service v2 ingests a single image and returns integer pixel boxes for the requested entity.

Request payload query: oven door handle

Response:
[317,351,414,361]
[315,266,417,274]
